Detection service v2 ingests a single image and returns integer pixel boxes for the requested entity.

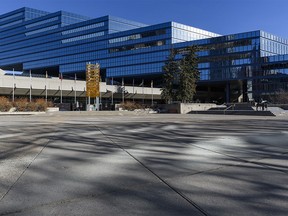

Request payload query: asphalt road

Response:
[0,112,287,215]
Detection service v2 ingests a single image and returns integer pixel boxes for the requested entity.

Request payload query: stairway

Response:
[188,103,275,116]
[267,107,288,116]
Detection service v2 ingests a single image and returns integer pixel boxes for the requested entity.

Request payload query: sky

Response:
[1,0,288,38]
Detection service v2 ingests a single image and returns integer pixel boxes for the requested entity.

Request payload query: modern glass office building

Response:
[1,7,288,103]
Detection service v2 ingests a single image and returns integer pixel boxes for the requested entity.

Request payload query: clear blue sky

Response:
[1,0,288,38]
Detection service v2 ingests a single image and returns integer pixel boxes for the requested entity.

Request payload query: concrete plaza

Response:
[0,112,287,215]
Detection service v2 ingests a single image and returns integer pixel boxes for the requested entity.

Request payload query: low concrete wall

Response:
[180,103,217,114]
[158,103,217,114]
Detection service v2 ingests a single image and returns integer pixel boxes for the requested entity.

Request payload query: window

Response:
[0,20,22,29]
[61,31,104,43]
[109,29,166,44]
[25,25,58,36]
[109,40,166,53]
[0,12,23,23]
[25,17,58,28]
[62,22,104,35]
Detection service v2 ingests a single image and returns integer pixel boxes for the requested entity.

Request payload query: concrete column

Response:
[226,82,230,103]
[242,80,248,102]
[207,86,211,102]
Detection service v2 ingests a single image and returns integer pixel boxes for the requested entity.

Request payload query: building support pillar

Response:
[242,80,248,102]
[207,86,211,102]
[247,79,253,102]
[225,82,230,103]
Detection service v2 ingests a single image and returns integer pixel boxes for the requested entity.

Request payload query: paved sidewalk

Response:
[0,113,287,215]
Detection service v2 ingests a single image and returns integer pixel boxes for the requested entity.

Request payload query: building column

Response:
[247,80,253,102]
[226,82,230,103]
[207,86,211,102]
[242,80,248,102]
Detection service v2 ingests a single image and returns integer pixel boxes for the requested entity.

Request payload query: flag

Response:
[59,73,63,80]
[151,80,153,88]
[75,73,77,81]
[46,71,48,78]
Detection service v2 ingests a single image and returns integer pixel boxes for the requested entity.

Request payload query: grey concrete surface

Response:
[0,112,287,215]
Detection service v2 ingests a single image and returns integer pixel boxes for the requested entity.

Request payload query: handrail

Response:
[224,104,235,114]
[224,104,234,111]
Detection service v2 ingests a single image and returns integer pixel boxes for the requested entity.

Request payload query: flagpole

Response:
[29,70,32,102]
[132,78,134,102]
[74,73,77,104]
[12,68,15,102]
[45,71,48,102]
[151,80,153,106]
[60,73,63,104]
[111,77,114,106]
[122,77,124,103]
[142,79,144,104]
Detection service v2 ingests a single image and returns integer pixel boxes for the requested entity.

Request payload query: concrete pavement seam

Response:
[0,136,54,202]
[94,125,210,216]
[187,143,288,175]
[0,181,163,215]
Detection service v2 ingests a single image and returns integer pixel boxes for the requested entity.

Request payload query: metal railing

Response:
[224,104,235,115]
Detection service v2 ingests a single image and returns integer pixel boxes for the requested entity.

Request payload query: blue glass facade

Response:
[1,7,288,102]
